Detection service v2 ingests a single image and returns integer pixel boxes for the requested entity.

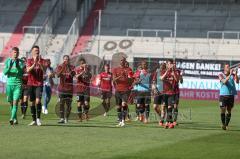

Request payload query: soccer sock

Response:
[173,108,178,122]
[11,105,17,120]
[221,113,226,125]
[30,106,36,121]
[122,106,128,121]
[84,105,90,114]
[145,104,150,119]
[102,102,107,112]
[21,102,24,114]
[59,100,65,119]
[117,107,122,121]
[154,106,161,116]
[24,102,28,115]
[106,102,110,112]
[36,103,42,119]
[139,106,145,115]
[65,99,72,119]
[13,105,18,120]
[135,105,139,116]
[77,106,83,119]
[160,109,165,122]
[225,113,231,126]
[167,107,173,123]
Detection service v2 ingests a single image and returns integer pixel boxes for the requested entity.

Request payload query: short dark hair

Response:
[63,55,69,59]
[167,59,173,64]
[31,45,39,50]
[105,63,110,67]
[79,58,86,64]
[12,47,19,53]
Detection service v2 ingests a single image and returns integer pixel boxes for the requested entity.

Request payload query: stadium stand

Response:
[0,0,45,61]
[83,0,240,61]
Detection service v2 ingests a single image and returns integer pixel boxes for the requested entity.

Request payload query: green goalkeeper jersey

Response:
[3,58,25,85]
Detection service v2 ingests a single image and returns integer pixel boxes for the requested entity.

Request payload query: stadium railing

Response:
[207,31,240,44]
[28,0,65,57]
[55,18,79,66]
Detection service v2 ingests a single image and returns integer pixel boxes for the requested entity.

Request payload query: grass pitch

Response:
[0,94,240,159]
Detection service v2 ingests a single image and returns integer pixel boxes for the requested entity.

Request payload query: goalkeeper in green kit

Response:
[3,47,24,125]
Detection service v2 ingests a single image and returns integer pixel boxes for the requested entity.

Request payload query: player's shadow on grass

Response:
[178,122,240,131]
[42,123,120,129]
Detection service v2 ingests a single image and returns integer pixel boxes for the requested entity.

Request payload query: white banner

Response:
[180,78,240,91]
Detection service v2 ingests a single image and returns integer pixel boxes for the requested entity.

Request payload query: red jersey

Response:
[22,66,28,89]
[112,67,133,92]
[55,64,75,93]
[74,66,92,93]
[163,70,176,95]
[173,69,181,94]
[27,58,45,86]
[99,72,112,92]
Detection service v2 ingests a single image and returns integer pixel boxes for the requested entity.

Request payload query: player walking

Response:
[112,57,133,127]
[27,45,46,126]
[55,55,75,124]
[218,64,239,130]
[98,64,112,116]
[133,60,151,123]
[3,47,25,125]
[19,57,29,119]
[75,58,92,121]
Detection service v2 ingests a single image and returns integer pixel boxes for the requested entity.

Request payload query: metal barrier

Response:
[22,26,43,38]
[55,18,79,66]
[30,0,65,56]
[207,31,240,43]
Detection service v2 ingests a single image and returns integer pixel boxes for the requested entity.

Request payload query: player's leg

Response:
[44,85,52,114]
[144,93,151,123]
[153,95,162,125]
[160,95,167,126]
[166,95,175,128]
[120,92,128,125]
[11,85,22,124]
[58,94,66,124]
[19,92,24,117]
[115,91,122,126]
[6,85,14,125]
[225,96,234,130]
[35,86,43,126]
[76,95,83,122]
[29,86,37,126]
[83,94,90,121]
[21,89,28,119]
[65,95,73,123]
[173,94,179,126]
[42,85,47,114]
[219,96,227,130]
[101,91,108,116]
[136,93,145,122]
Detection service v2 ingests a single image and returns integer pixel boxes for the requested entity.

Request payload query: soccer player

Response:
[55,55,75,124]
[161,59,178,129]
[42,59,54,114]
[3,47,25,125]
[172,61,183,126]
[112,57,133,127]
[27,45,46,126]
[133,60,151,123]
[125,61,134,122]
[19,57,29,119]
[152,62,166,126]
[98,64,112,116]
[218,64,239,130]
[75,58,92,121]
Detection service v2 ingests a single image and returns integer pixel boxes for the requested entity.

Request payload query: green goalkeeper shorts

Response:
[6,85,22,102]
